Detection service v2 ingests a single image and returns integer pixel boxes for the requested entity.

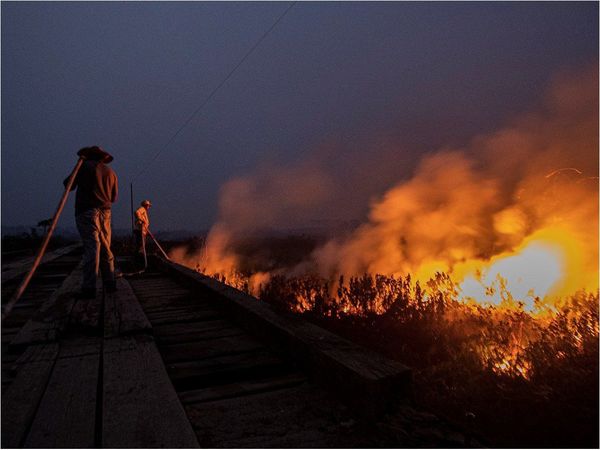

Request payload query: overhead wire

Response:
[133,1,296,180]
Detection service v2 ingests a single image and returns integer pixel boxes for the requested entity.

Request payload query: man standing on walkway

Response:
[65,146,118,298]
[134,199,151,268]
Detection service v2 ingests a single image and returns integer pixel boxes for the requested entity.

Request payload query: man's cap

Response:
[77,146,113,163]
[141,200,152,207]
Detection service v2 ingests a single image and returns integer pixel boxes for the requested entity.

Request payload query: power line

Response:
[134,1,296,180]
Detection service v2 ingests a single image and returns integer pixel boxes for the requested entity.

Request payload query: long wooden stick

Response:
[2,157,85,321]
[130,183,134,237]
[147,230,170,261]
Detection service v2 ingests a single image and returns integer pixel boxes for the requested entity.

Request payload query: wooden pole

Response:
[147,229,170,261]
[2,157,85,321]
[130,183,134,238]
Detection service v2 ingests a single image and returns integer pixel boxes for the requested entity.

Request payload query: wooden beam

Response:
[23,340,100,448]
[9,264,83,349]
[166,349,287,388]
[179,372,307,404]
[102,335,199,448]
[1,244,81,284]
[1,343,59,448]
[154,257,412,418]
[103,277,152,338]
[161,335,264,364]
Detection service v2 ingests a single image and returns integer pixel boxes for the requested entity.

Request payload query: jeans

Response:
[75,208,115,291]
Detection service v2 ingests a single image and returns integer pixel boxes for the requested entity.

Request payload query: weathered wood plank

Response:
[152,319,233,337]
[102,335,199,448]
[1,343,59,448]
[104,277,152,338]
[145,305,220,318]
[155,257,412,417]
[149,309,223,325]
[156,326,244,346]
[129,286,189,295]
[58,336,102,358]
[166,350,287,387]
[144,306,207,316]
[1,244,81,284]
[10,265,83,349]
[161,335,264,364]
[69,287,102,331]
[185,383,357,448]
[24,340,100,448]
[179,372,307,404]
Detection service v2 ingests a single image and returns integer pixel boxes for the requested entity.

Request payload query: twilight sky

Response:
[2,1,598,233]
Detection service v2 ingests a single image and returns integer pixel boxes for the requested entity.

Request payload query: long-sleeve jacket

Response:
[135,207,150,233]
[64,160,118,215]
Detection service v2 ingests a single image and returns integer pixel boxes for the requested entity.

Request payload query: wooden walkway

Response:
[1,247,471,448]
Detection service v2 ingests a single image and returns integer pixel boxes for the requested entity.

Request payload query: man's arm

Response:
[111,173,118,203]
[63,173,79,191]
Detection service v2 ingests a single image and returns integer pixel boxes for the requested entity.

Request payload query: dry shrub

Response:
[257,271,598,447]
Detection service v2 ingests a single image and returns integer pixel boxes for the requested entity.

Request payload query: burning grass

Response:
[208,267,599,447]
[219,269,598,380]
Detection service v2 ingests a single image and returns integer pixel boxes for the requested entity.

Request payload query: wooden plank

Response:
[1,343,59,448]
[156,326,244,346]
[153,319,233,337]
[179,372,307,404]
[69,287,103,331]
[58,336,101,358]
[145,305,205,316]
[142,298,200,309]
[161,335,264,364]
[9,265,83,348]
[145,305,219,317]
[166,350,287,387]
[155,257,412,418]
[24,340,100,448]
[149,309,223,325]
[184,383,356,448]
[13,343,60,365]
[129,282,187,290]
[129,286,189,295]
[1,243,81,284]
[102,335,199,448]
[104,277,152,338]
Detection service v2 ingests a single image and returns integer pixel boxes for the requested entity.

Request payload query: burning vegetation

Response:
[169,66,599,446]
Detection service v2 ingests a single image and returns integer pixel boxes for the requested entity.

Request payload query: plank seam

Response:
[16,348,61,447]
[94,288,106,448]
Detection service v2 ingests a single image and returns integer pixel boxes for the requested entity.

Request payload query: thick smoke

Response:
[172,64,599,297]
[313,66,598,285]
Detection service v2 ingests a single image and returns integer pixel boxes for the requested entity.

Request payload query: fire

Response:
[168,66,598,379]
[458,226,585,310]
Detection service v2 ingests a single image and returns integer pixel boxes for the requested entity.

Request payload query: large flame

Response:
[458,226,584,310]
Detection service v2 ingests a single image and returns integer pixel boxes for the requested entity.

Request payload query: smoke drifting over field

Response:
[171,64,599,304]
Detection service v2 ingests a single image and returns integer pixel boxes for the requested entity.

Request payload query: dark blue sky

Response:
[2,2,597,232]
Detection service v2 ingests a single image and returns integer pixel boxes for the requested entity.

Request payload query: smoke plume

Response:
[172,63,599,301]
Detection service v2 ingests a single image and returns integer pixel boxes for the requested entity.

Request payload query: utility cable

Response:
[134,1,296,180]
